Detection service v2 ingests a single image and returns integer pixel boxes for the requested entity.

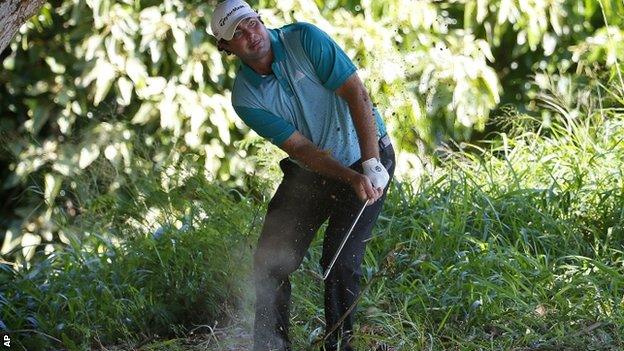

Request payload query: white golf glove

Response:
[362,157,390,189]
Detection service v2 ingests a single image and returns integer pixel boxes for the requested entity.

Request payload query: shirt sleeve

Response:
[233,105,296,146]
[298,23,357,91]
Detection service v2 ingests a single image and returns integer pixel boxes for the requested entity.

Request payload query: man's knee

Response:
[254,244,302,279]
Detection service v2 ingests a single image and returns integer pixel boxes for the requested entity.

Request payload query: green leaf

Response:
[93,59,117,106]
[132,102,156,125]
[172,27,188,59]
[79,143,100,169]
[193,61,204,86]
[44,173,62,206]
[464,1,475,28]
[84,35,104,61]
[476,0,488,23]
[137,77,167,98]
[476,40,495,62]
[105,36,125,67]
[481,68,500,103]
[125,57,147,85]
[44,56,66,74]
[28,104,51,135]
[147,34,163,63]
[116,76,133,106]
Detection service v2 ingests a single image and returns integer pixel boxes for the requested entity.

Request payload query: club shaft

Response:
[323,199,369,280]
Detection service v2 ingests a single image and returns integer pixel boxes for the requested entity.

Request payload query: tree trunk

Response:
[0,0,46,54]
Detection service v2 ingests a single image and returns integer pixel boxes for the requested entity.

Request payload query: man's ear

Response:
[217,39,232,55]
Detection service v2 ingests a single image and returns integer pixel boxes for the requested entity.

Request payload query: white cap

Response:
[210,0,258,41]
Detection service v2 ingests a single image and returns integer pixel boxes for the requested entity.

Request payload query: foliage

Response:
[2,0,624,260]
[284,77,624,350]
[2,0,624,349]
[0,174,257,350]
[2,61,624,348]
[458,0,624,105]
[3,74,622,350]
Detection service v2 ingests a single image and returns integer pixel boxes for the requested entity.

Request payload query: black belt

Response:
[379,134,392,150]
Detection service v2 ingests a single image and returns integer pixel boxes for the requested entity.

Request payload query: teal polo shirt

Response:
[231,22,387,167]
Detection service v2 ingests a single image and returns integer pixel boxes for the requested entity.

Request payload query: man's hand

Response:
[362,157,390,189]
[349,173,382,205]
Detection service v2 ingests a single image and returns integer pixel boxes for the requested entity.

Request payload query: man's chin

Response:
[247,49,269,60]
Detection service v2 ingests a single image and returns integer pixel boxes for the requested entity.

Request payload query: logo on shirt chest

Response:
[292,69,306,84]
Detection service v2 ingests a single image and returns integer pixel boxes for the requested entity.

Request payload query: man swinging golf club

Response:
[210,1,395,350]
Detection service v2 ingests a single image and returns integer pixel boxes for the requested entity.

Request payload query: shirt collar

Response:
[239,28,285,87]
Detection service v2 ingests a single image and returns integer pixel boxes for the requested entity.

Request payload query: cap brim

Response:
[220,12,258,41]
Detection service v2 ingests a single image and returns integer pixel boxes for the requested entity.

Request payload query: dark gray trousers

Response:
[253,139,395,351]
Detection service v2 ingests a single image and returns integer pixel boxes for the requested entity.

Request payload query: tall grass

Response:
[287,80,624,350]
[0,173,260,350]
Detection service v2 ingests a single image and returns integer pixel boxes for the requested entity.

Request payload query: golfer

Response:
[210,1,395,350]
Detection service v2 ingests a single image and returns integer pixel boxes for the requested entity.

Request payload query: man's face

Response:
[219,17,271,62]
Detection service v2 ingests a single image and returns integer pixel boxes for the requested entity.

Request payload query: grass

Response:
[2,79,624,350]
[0,177,259,350]
[285,100,624,349]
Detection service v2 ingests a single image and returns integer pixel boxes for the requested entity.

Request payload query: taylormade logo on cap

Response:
[210,0,257,41]
[219,5,245,27]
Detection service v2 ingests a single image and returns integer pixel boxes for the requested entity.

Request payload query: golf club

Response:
[322,198,370,280]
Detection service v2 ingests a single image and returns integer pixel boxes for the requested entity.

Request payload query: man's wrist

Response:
[361,152,380,162]
[342,168,360,185]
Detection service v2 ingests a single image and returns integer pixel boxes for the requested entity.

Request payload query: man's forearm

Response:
[347,94,379,161]
[291,143,359,184]
[335,74,380,162]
